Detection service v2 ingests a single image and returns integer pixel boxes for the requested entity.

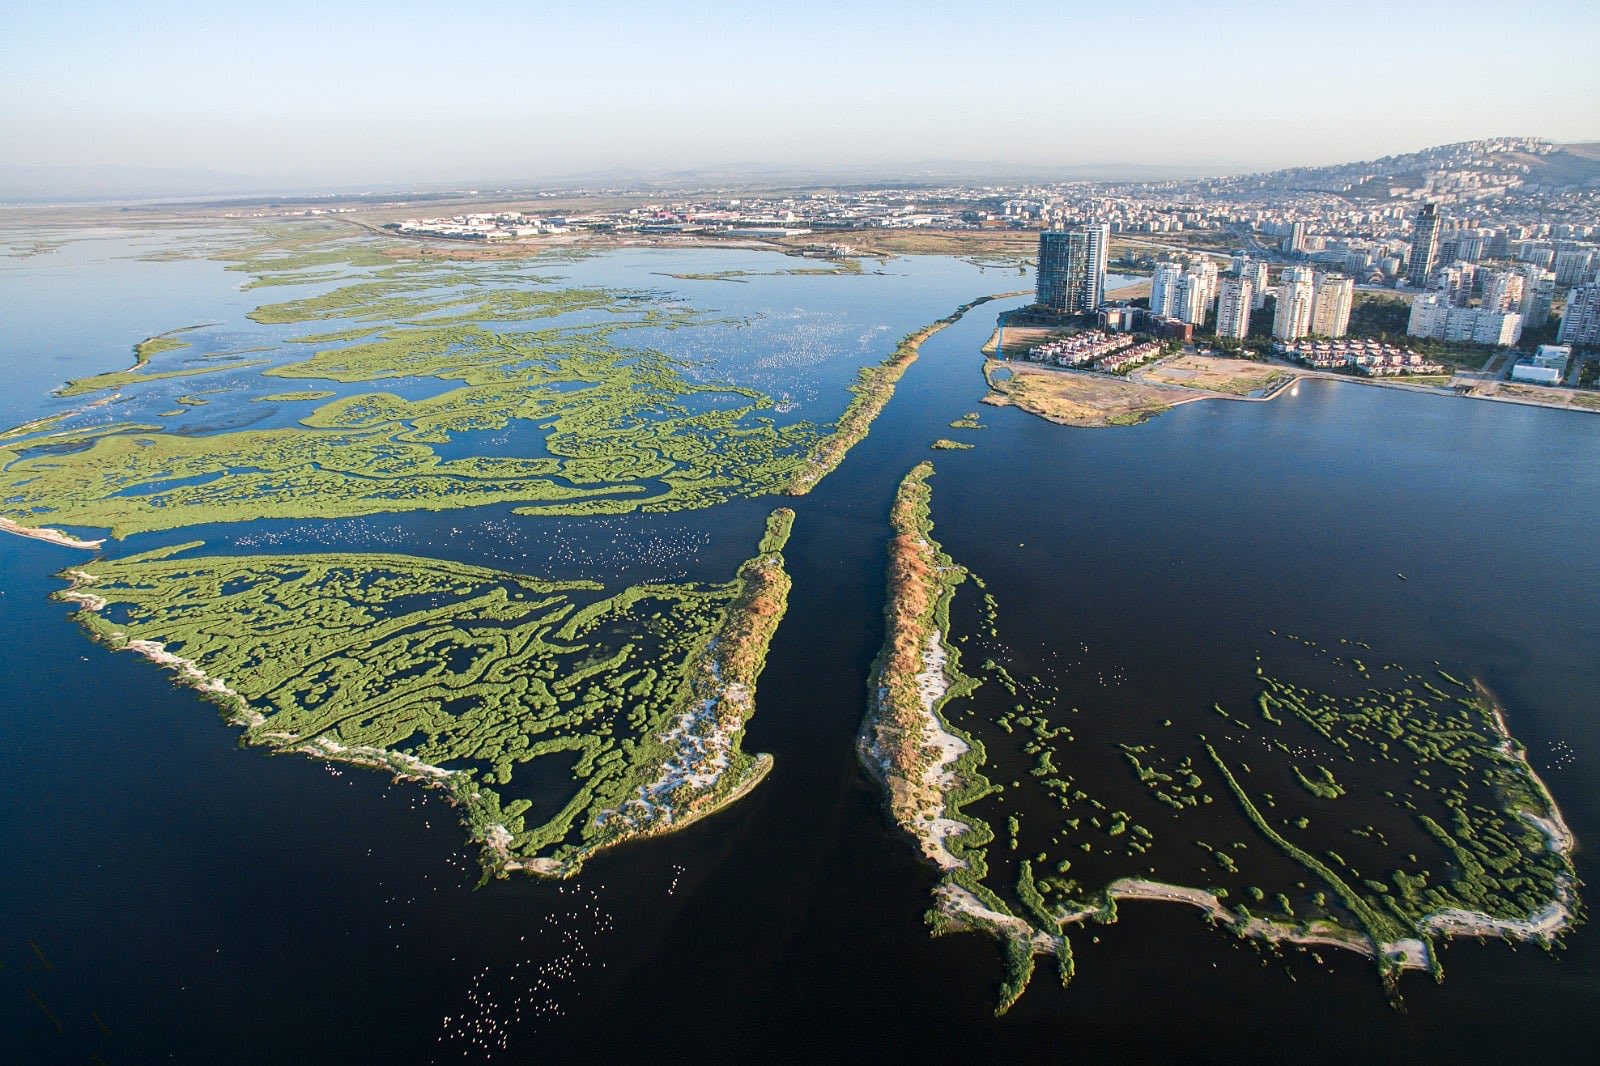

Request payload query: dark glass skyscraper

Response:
[1407,203,1442,287]
[1035,224,1108,314]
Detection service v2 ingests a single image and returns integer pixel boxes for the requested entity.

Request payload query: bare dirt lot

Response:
[1140,355,1294,396]
[983,362,1175,427]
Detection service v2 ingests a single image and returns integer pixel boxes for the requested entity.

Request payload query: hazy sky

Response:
[5,0,1599,189]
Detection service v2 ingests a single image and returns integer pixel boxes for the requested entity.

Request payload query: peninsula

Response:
[59,510,796,878]
[861,460,1580,1012]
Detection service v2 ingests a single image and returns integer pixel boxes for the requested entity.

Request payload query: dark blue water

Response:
[3,234,1598,1064]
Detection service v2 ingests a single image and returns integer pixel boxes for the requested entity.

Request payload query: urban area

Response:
[374,138,1599,395]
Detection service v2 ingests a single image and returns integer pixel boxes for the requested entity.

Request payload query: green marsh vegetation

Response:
[12,229,1127,937]
[133,331,197,364]
[658,260,865,284]
[863,475,1578,1010]
[254,390,338,402]
[0,257,822,538]
[0,321,815,536]
[60,511,794,877]
[52,323,235,398]
[4,228,946,539]
[0,226,890,879]
[784,291,1023,495]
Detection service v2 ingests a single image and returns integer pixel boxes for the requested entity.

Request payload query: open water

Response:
[2,231,1597,1063]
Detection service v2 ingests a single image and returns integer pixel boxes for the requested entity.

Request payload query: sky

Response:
[4,0,1599,193]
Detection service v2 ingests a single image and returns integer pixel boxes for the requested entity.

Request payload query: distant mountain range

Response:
[0,160,1230,204]
[5,138,1599,205]
[1203,137,1600,198]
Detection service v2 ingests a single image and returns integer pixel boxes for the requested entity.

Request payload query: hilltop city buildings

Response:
[378,135,1599,388]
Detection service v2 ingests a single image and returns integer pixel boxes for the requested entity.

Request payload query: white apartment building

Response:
[1479,269,1525,315]
[1408,292,1523,346]
[1215,275,1254,339]
[1152,258,1216,326]
[1554,249,1596,287]
[1558,282,1600,345]
[1273,267,1316,341]
[1150,262,1183,318]
[1232,255,1270,311]
[1247,259,1270,310]
[1433,263,1476,307]
[1175,262,1218,326]
[1516,264,1556,328]
[1308,274,1354,338]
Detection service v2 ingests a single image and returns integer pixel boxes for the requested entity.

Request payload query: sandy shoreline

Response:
[59,571,261,726]
[995,354,1598,431]
[923,673,1580,980]
[915,630,976,870]
[861,623,972,871]
[0,516,104,550]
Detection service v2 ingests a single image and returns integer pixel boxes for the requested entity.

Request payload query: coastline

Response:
[987,353,1598,431]
[0,516,104,550]
[860,467,1581,1005]
[58,569,260,728]
[785,290,1029,494]
[52,514,797,883]
[513,509,796,878]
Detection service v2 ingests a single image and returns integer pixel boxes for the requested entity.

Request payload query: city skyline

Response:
[4,0,1600,196]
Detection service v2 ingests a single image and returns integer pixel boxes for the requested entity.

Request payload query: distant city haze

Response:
[4,0,1598,196]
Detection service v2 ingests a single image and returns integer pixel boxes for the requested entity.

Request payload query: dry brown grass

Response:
[875,470,945,821]
[1105,279,1153,301]
[778,228,1038,259]
[984,363,1173,427]
[980,324,1077,357]
[1143,355,1292,396]
[885,532,933,689]
[1488,381,1600,413]
[716,511,795,698]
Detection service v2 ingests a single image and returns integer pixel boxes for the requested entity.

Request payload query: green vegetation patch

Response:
[55,359,269,399]
[864,483,1579,1012]
[5,230,948,538]
[254,390,338,402]
[59,512,795,877]
[785,291,1021,495]
[133,332,195,364]
[1,318,817,537]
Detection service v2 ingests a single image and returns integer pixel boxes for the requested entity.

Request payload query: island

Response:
[862,461,1579,1013]
[59,509,795,878]
[0,227,897,879]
